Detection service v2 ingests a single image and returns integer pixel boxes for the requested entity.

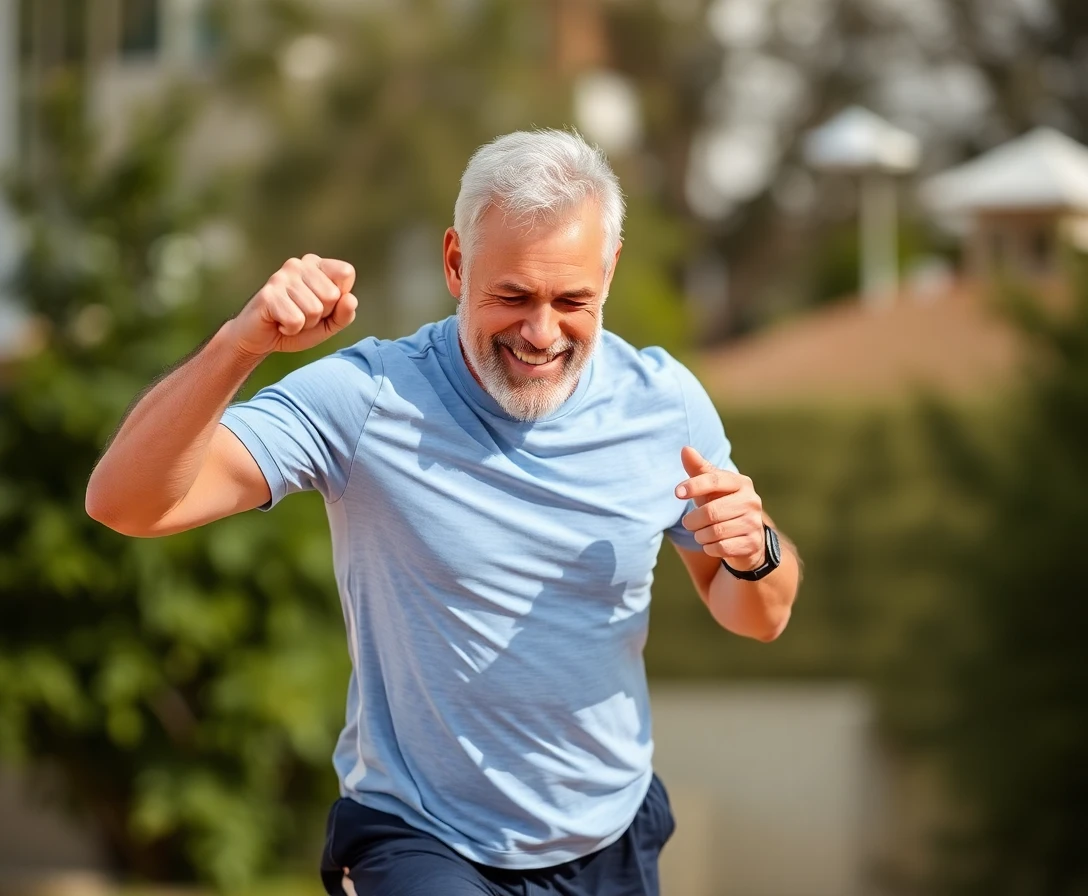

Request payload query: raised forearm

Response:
[705,540,801,642]
[86,321,262,531]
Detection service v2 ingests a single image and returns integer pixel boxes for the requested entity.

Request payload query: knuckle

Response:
[283,256,301,271]
[301,252,321,265]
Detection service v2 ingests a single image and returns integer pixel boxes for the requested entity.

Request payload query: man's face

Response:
[443,200,619,421]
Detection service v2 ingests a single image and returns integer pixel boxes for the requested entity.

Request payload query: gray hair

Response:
[453,129,625,282]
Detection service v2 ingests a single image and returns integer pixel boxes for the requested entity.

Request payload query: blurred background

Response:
[1,0,1087,894]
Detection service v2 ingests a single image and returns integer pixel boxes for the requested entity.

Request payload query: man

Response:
[87,129,801,896]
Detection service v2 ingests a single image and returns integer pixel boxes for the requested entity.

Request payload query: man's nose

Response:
[520,304,561,349]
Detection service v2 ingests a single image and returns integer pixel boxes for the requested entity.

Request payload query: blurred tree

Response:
[591,0,1088,334]
[939,0,1088,145]
[0,75,350,889]
[879,269,1088,894]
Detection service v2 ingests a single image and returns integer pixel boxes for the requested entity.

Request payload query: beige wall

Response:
[651,683,881,896]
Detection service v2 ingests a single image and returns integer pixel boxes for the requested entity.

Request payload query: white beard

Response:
[456,295,601,421]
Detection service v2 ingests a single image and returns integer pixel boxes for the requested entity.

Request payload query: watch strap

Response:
[720,525,781,581]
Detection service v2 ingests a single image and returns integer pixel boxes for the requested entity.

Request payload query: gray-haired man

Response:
[88,129,801,895]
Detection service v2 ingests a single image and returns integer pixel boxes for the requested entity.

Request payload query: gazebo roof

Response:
[803,106,921,174]
[922,127,1088,214]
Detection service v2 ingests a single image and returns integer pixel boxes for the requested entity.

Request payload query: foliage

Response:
[646,272,1088,890]
[0,77,349,889]
[645,397,1000,682]
[878,272,1088,895]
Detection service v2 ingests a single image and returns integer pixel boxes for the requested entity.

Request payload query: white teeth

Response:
[511,348,551,365]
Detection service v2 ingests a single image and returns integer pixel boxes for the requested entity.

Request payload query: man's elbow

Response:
[85,495,139,537]
[85,481,153,538]
[85,479,116,528]
[756,610,791,643]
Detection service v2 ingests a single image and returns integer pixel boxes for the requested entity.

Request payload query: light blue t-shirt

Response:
[220,314,735,869]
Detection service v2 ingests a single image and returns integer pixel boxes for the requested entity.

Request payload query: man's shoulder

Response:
[325,317,451,373]
[597,329,692,390]
[384,317,452,358]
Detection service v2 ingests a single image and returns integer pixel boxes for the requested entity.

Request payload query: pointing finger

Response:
[680,445,715,478]
[675,469,745,501]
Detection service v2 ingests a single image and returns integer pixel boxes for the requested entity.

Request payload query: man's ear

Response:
[603,241,623,295]
[443,227,464,300]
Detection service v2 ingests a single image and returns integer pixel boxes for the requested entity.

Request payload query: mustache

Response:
[492,332,578,360]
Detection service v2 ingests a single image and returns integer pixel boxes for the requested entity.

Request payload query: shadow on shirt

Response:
[453,538,651,779]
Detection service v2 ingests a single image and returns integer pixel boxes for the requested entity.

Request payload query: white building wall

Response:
[651,683,884,896]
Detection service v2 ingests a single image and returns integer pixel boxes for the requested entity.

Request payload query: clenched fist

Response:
[227,254,358,358]
[676,446,767,572]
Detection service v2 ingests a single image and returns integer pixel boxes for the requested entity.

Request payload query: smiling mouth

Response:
[501,344,568,374]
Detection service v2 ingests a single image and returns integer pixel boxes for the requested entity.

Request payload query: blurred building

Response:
[701,127,1088,407]
[697,278,1024,407]
[922,127,1088,280]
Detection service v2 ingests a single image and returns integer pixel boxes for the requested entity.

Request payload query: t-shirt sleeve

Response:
[664,356,739,552]
[219,338,384,510]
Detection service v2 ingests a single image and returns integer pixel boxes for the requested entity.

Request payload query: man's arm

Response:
[672,446,802,642]
[674,525,801,642]
[85,254,357,537]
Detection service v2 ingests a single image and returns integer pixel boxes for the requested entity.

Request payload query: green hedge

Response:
[644,399,1001,683]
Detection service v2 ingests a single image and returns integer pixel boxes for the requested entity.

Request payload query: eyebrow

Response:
[492,281,598,299]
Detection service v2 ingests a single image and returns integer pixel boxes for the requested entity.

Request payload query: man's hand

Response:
[227,254,358,359]
[675,446,766,572]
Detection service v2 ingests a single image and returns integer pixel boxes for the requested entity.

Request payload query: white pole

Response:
[859,172,898,310]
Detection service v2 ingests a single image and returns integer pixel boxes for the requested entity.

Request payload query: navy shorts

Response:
[319,775,677,896]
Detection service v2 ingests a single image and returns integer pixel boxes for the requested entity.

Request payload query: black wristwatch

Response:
[721,525,782,581]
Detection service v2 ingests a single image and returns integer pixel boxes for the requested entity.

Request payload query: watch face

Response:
[766,526,782,567]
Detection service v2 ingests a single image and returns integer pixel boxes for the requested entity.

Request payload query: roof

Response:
[922,128,1088,214]
[803,106,921,174]
[696,282,1033,407]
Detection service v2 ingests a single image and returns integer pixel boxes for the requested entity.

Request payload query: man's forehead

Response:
[477,200,605,248]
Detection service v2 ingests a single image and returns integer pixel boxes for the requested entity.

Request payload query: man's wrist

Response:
[217,319,271,372]
[720,526,781,581]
